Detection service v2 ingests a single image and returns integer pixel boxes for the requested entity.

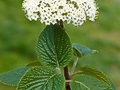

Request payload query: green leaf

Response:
[37,24,72,67]
[80,65,110,85]
[108,78,116,90]
[17,66,65,90]
[70,74,112,90]
[72,43,98,58]
[26,61,42,67]
[71,65,116,90]
[0,67,29,86]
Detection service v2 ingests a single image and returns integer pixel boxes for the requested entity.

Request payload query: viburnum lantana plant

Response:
[0,0,116,90]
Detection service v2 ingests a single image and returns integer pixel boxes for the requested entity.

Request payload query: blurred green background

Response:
[0,0,120,90]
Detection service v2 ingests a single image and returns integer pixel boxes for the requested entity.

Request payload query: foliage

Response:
[37,24,72,68]
[17,66,65,90]
[0,0,120,89]
[0,24,116,90]
[0,67,29,86]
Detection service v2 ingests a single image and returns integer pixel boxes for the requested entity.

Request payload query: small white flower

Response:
[22,0,98,26]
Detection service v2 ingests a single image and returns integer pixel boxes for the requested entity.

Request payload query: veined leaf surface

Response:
[37,24,72,67]
[70,74,112,90]
[17,66,65,90]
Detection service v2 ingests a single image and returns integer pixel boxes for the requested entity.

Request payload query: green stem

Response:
[70,56,79,75]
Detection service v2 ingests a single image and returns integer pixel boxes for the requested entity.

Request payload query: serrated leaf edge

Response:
[0,79,16,86]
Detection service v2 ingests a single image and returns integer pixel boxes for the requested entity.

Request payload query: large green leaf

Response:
[0,67,29,86]
[37,24,72,67]
[70,74,112,90]
[80,65,110,85]
[72,43,97,58]
[17,66,65,90]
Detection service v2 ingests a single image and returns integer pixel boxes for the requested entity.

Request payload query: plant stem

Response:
[64,66,71,90]
[59,20,71,90]
[60,20,65,29]
[70,56,79,75]
[66,80,72,83]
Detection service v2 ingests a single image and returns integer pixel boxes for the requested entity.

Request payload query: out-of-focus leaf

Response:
[72,43,98,58]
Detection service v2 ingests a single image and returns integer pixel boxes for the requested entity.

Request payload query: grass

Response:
[0,0,120,89]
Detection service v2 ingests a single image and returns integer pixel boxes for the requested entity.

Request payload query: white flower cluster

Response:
[22,0,98,26]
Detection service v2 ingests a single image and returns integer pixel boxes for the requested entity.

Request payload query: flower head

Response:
[22,0,98,26]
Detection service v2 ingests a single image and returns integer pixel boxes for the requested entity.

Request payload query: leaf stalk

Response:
[70,56,79,75]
